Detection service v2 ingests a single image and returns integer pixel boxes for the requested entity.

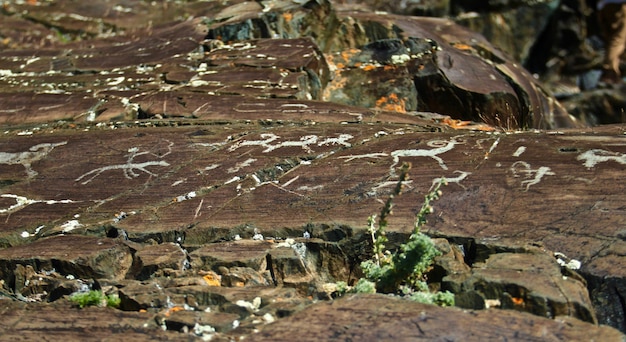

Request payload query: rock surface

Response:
[252,294,625,341]
[0,0,625,341]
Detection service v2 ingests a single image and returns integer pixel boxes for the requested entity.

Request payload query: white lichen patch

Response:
[60,219,83,233]
[554,252,582,270]
[235,296,262,311]
[174,191,197,203]
[390,54,411,64]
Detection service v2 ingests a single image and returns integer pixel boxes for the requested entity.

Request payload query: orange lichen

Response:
[452,42,472,51]
[361,64,376,71]
[375,93,406,113]
[441,117,496,132]
[340,48,359,62]
[164,306,186,317]
[511,297,524,306]
[383,65,397,71]
[202,272,221,286]
[282,12,293,22]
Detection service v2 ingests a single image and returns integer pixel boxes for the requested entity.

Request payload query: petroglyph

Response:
[339,153,389,162]
[0,194,78,215]
[228,158,257,173]
[368,180,413,197]
[513,146,526,157]
[577,149,626,168]
[75,141,173,185]
[338,137,463,179]
[318,134,354,148]
[510,161,555,191]
[389,136,464,174]
[0,141,67,178]
[483,136,500,160]
[228,133,353,154]
[430,171,471,190]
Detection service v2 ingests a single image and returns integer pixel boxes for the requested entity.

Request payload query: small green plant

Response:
[338,163,454,306]
[69,290,121,309]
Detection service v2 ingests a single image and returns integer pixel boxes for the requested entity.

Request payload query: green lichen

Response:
[68,290,120,309]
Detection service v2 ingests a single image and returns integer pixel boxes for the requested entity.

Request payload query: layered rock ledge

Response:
[0,0,625,341]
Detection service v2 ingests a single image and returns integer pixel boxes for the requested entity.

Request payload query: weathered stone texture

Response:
[0,0,625,340]
[251,294,625,341]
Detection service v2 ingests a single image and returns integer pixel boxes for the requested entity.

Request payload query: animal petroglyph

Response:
[577,149,626,168]
[389,136,464,175]
[0,141,67,178]
[430,171,471,190]
[510,161,555,191]
[228,133,353,154]
[339,137,463,178]
[368,180,413,197]
[338,153,389,162]
[228,158,257,173]
[0,194,78,215]
[512,146,527,157]
[75,141,173,185]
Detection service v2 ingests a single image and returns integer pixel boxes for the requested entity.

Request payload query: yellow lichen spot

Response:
[202,271,222,286]
[234,281,245,287]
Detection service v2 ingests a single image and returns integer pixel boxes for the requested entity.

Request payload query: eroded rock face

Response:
[252,294,625,341]
[0,0,625,340]
[0,0,581,129]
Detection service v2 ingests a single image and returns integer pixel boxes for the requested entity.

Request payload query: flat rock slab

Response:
[250,294,625,341]
[0,111,624,334]
[1,0,625,340]
[0,235,132,283]
[0,300,188,341]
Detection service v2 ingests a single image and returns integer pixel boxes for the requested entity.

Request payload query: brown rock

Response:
[133,242,189,280]
[0,0,625,340]
[0,300,188,341]
[454,251,596,323]
[251,294,625,341]
[0,235,132,292]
